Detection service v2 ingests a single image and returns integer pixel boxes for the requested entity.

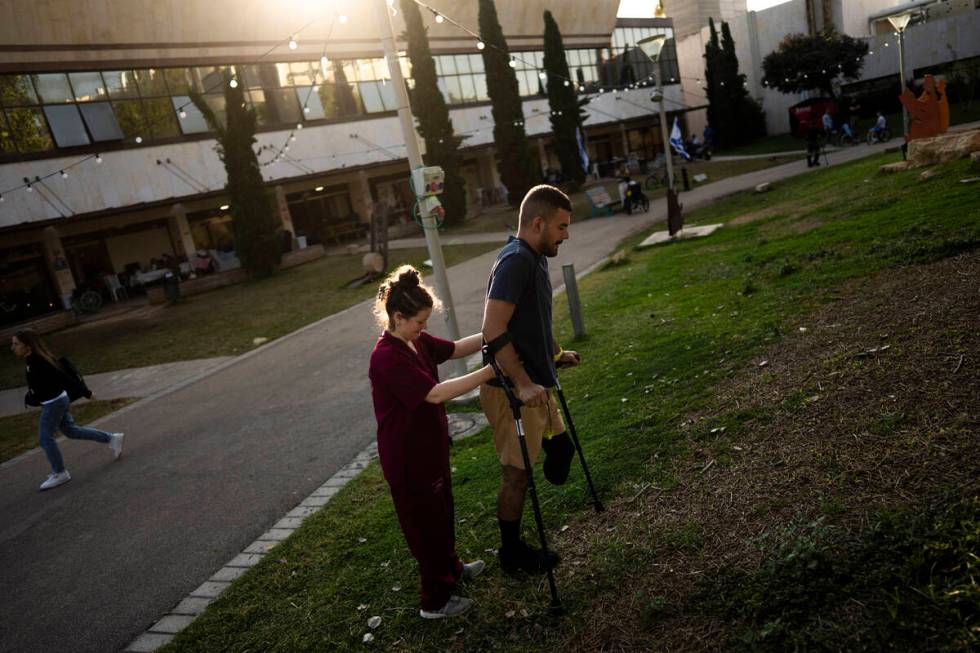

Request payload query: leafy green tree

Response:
[190,70,281,277]
[762,30,869,99]
[400,0,467,226]
[705,18,766,149]
[543,10,587,187]
[478,0,539,205]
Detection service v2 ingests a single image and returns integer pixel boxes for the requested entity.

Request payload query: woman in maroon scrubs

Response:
[369,265,494,619]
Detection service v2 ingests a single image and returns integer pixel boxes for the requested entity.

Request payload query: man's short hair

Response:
[518,185,572,230]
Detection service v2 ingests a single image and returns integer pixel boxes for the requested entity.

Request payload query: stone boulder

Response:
[907,128,980,168]
[879,161,910,174]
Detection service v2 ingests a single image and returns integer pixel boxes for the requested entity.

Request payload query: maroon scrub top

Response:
[369,330,455,489]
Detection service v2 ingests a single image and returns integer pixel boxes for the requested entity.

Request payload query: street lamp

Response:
[637,34,682,235]
[887,12,912,149]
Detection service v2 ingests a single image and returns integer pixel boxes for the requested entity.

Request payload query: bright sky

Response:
[617,0,792,17]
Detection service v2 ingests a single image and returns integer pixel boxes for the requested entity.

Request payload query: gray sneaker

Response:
[461,560,485,581]
[108,433,125,460]
[40,470,71,491]
[419,595,473,620]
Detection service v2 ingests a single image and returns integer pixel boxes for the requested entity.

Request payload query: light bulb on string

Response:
[26,184,33,193]
[0,195,4,202]
[477,41,485,50]
[296,123,303,129]
[95,154,103,163]
[179,109,187,119]
[538,71,547,80]
[435,13,444,23]
[229,78,238,88]
[321,55,329,69]
[288,37,298,50]
[135,136,143,144]
[563,80,570,87]
[508,58,517,68]
[290,134,296,142]
[303,106,311,114]
[60,170,68,179]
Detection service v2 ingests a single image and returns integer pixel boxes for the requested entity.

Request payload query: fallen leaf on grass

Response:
[363,633,374,643]
[367,616,382,629]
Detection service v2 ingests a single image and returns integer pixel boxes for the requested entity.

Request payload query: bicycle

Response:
[866,127,892,145]
[643,169,669,191]
[71,288,103,314]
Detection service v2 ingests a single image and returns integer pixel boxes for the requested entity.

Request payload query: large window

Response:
[433,54,487,104]
[610,26,680,85]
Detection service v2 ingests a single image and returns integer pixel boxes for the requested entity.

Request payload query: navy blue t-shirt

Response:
[485,236,556,387]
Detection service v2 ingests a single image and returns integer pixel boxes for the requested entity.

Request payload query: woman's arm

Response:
[425,365,495,404]
[451,333,484,360]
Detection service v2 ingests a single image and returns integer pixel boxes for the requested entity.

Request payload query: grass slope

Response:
[164,152,979,652]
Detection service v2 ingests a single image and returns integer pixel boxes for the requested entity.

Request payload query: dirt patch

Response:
[760,215,824,237]
[549,253,980,652]
[727,206,785,226]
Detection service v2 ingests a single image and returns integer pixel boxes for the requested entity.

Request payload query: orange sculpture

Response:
[899,74,949,141]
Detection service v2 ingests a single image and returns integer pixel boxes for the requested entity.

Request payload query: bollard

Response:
[681,167,691,191]
[562,264,585,339]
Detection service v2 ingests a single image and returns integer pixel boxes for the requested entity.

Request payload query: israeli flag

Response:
[576,126,590,173]
[669,118,691,161]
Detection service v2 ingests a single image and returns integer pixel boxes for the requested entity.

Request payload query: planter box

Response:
[147,269,249,304]
[280,244,324,269]
[0,310,78,339]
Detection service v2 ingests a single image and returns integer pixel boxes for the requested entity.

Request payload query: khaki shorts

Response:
[480,384,565,470]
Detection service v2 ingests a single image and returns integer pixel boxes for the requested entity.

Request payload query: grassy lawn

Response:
[0,397,136,463]
[163,152,979,651]
[0,244,497,391]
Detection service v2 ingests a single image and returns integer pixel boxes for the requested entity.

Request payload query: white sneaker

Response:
[40,470,71,491]
[108,433,125,460]
[419,595,473,620]
[461,559,485,581]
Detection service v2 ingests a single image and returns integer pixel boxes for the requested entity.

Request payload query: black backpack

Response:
[59,356,91,402]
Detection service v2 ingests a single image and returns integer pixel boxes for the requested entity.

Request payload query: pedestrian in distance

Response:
[11,329,124,491]
[481,184,582,575]
[368,265,495,619]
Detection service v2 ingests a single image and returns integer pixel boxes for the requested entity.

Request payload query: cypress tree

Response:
[400,0,467,226]
[705,19,765,149]
[543,10,586,187]
[190,70,281,277]
[720,22,766,145]
[478,0,539,206]
[704,18,731,148]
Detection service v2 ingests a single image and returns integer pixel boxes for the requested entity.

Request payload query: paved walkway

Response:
[0,136,905,653]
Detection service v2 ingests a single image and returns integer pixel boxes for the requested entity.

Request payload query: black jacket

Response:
[24,353,91,407]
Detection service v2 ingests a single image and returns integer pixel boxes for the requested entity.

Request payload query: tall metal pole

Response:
[655,72,675,190]
[375,0,464,376]
[898,29,909,142]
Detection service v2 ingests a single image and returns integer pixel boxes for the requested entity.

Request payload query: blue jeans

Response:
[39,394,111,473]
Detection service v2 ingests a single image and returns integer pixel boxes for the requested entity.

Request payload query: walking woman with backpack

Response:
[10,329,124,491]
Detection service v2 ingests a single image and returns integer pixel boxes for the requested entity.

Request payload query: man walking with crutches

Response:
[481,184,581,575]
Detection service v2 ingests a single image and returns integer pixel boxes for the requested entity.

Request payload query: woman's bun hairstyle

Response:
[373,265,440,330]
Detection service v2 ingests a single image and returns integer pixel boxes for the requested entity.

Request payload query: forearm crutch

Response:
[553,377,604,513]
[483,346,562,613]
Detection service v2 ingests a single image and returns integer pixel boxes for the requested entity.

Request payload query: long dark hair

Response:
[14,329,63,371]
[373,265,440,331]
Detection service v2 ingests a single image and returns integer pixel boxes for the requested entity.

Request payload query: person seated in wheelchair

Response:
[620,175,648,213]
[871,111,887,137]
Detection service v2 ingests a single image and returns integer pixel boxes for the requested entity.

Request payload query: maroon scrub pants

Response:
[389,474,463,611]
